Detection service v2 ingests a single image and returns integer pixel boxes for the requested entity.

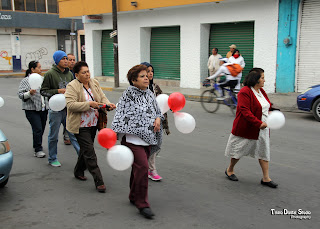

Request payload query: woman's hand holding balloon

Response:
[153,117,161,132]
[89,101,99,109]
[58,88,66,94]
[259,122,267,129]
[29,89,37,95]
[108,103,116,110]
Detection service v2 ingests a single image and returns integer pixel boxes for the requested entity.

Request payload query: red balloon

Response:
[168,92,186,112]
[97,128,117,149]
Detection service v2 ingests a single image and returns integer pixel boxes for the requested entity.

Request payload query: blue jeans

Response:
[48,109,80,163]
[25,110,48,153]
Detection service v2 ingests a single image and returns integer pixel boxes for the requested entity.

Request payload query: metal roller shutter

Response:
[209,22,254,82]
[0,35,13,71]
[20,35,56,70]
[150,27,180,80]
[296,0,320,92]
[101,30,114,76]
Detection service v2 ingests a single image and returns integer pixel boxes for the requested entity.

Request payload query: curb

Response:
[0,74,25,78]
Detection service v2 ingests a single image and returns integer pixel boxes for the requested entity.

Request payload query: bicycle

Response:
[200,80,238,115]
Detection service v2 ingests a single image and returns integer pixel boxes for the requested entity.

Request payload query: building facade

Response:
[59,0,320,93]
[0,0,83,72]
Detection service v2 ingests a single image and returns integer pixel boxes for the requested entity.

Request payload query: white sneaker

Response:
[217,96,225,101]
[34,151,46,158]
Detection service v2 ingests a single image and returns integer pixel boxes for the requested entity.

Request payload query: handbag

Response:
[82,83,108,130]
[97,108,108,130]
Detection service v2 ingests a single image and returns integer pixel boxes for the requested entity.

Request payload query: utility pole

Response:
[71,19,75,55]
[112,0,119,88]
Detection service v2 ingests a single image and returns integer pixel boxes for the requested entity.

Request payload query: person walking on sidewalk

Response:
[65,61,116,193]
[141,62,170,181]
[207,48,222,76]
[224,68,278,188]
[41,50,80,167]
[112,64,163,219]
[18,61,48,158]
[62,53,77,145]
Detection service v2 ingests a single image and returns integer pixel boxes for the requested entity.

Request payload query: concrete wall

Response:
[84,0,279,92]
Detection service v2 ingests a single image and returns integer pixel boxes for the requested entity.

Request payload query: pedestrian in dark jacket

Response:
[40,50,80,167]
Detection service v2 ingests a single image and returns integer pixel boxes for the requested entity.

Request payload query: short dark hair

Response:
[249,68,264,74]
[127,65,148,86]
[232,49,240,56]
[213,48,218,52]
[243,68,265,87]
[73,61,88,74]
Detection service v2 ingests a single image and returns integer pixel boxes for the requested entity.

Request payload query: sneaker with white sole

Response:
[216,96,225,101]
[34,151,46,158]
[148,170,162,181]
[49,161,61,167]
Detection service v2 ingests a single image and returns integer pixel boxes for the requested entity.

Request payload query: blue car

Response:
[0,129,13,188]
[297,84,320,121]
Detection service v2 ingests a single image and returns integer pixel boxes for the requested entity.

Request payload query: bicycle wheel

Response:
[229,94,237,116]
[200,89,220,113]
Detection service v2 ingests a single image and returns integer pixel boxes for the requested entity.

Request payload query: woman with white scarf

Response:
[112,64,163,219]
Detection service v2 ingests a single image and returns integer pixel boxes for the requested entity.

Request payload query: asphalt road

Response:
[0,78,319,229]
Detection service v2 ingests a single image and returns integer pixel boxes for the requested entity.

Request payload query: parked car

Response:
[0,129,13,188]
[297,84,320,121]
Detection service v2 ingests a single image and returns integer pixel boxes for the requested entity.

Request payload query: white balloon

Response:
[267,110,285,130]
[28,73,43,89]
[173,112,196,134]
[49,94,66,111]
[156,94,170,114]
[107,145,134,171]
[0,97,4,108]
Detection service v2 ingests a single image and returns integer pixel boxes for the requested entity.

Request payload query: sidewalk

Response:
[99,80,301,113]
[0,72,300,112]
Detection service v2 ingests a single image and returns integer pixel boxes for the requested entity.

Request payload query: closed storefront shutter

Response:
[0,35,13,71]
[297,0,320,92]
[150,27,180,80]
[209,22,254,81]
[101,30,114,77]
[20,35,56,70]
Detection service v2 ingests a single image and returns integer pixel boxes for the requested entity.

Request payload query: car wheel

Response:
[0,177,9,188]
[312,98,320,122]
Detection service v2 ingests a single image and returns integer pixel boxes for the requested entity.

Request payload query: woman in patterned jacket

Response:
[18,61,49,158]
[112,64,163,219]
[141,62,170,181]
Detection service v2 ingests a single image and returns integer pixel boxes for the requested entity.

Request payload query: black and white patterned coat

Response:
[18,76,49,111]
[112,86,164,154]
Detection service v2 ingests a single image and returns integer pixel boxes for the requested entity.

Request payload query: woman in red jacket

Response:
[224,68,278,188]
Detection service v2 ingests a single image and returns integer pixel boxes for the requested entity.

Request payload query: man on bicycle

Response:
[206,58,241,100]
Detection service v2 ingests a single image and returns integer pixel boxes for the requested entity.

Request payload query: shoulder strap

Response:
[79,79,95,101]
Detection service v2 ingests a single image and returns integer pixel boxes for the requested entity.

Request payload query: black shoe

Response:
[130,200,135,205]
[139,208,155,219]
[225,169,238,181]
[261,179,278,188]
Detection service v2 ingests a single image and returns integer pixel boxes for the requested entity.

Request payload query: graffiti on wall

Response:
[25,47,49,68]
[0,51,12,65]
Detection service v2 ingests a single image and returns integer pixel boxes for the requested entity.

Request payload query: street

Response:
[0,78,318,229]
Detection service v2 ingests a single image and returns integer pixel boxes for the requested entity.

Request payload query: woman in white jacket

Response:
[228,49,245,90]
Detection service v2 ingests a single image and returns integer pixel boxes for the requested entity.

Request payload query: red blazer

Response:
[231,86,271,140]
